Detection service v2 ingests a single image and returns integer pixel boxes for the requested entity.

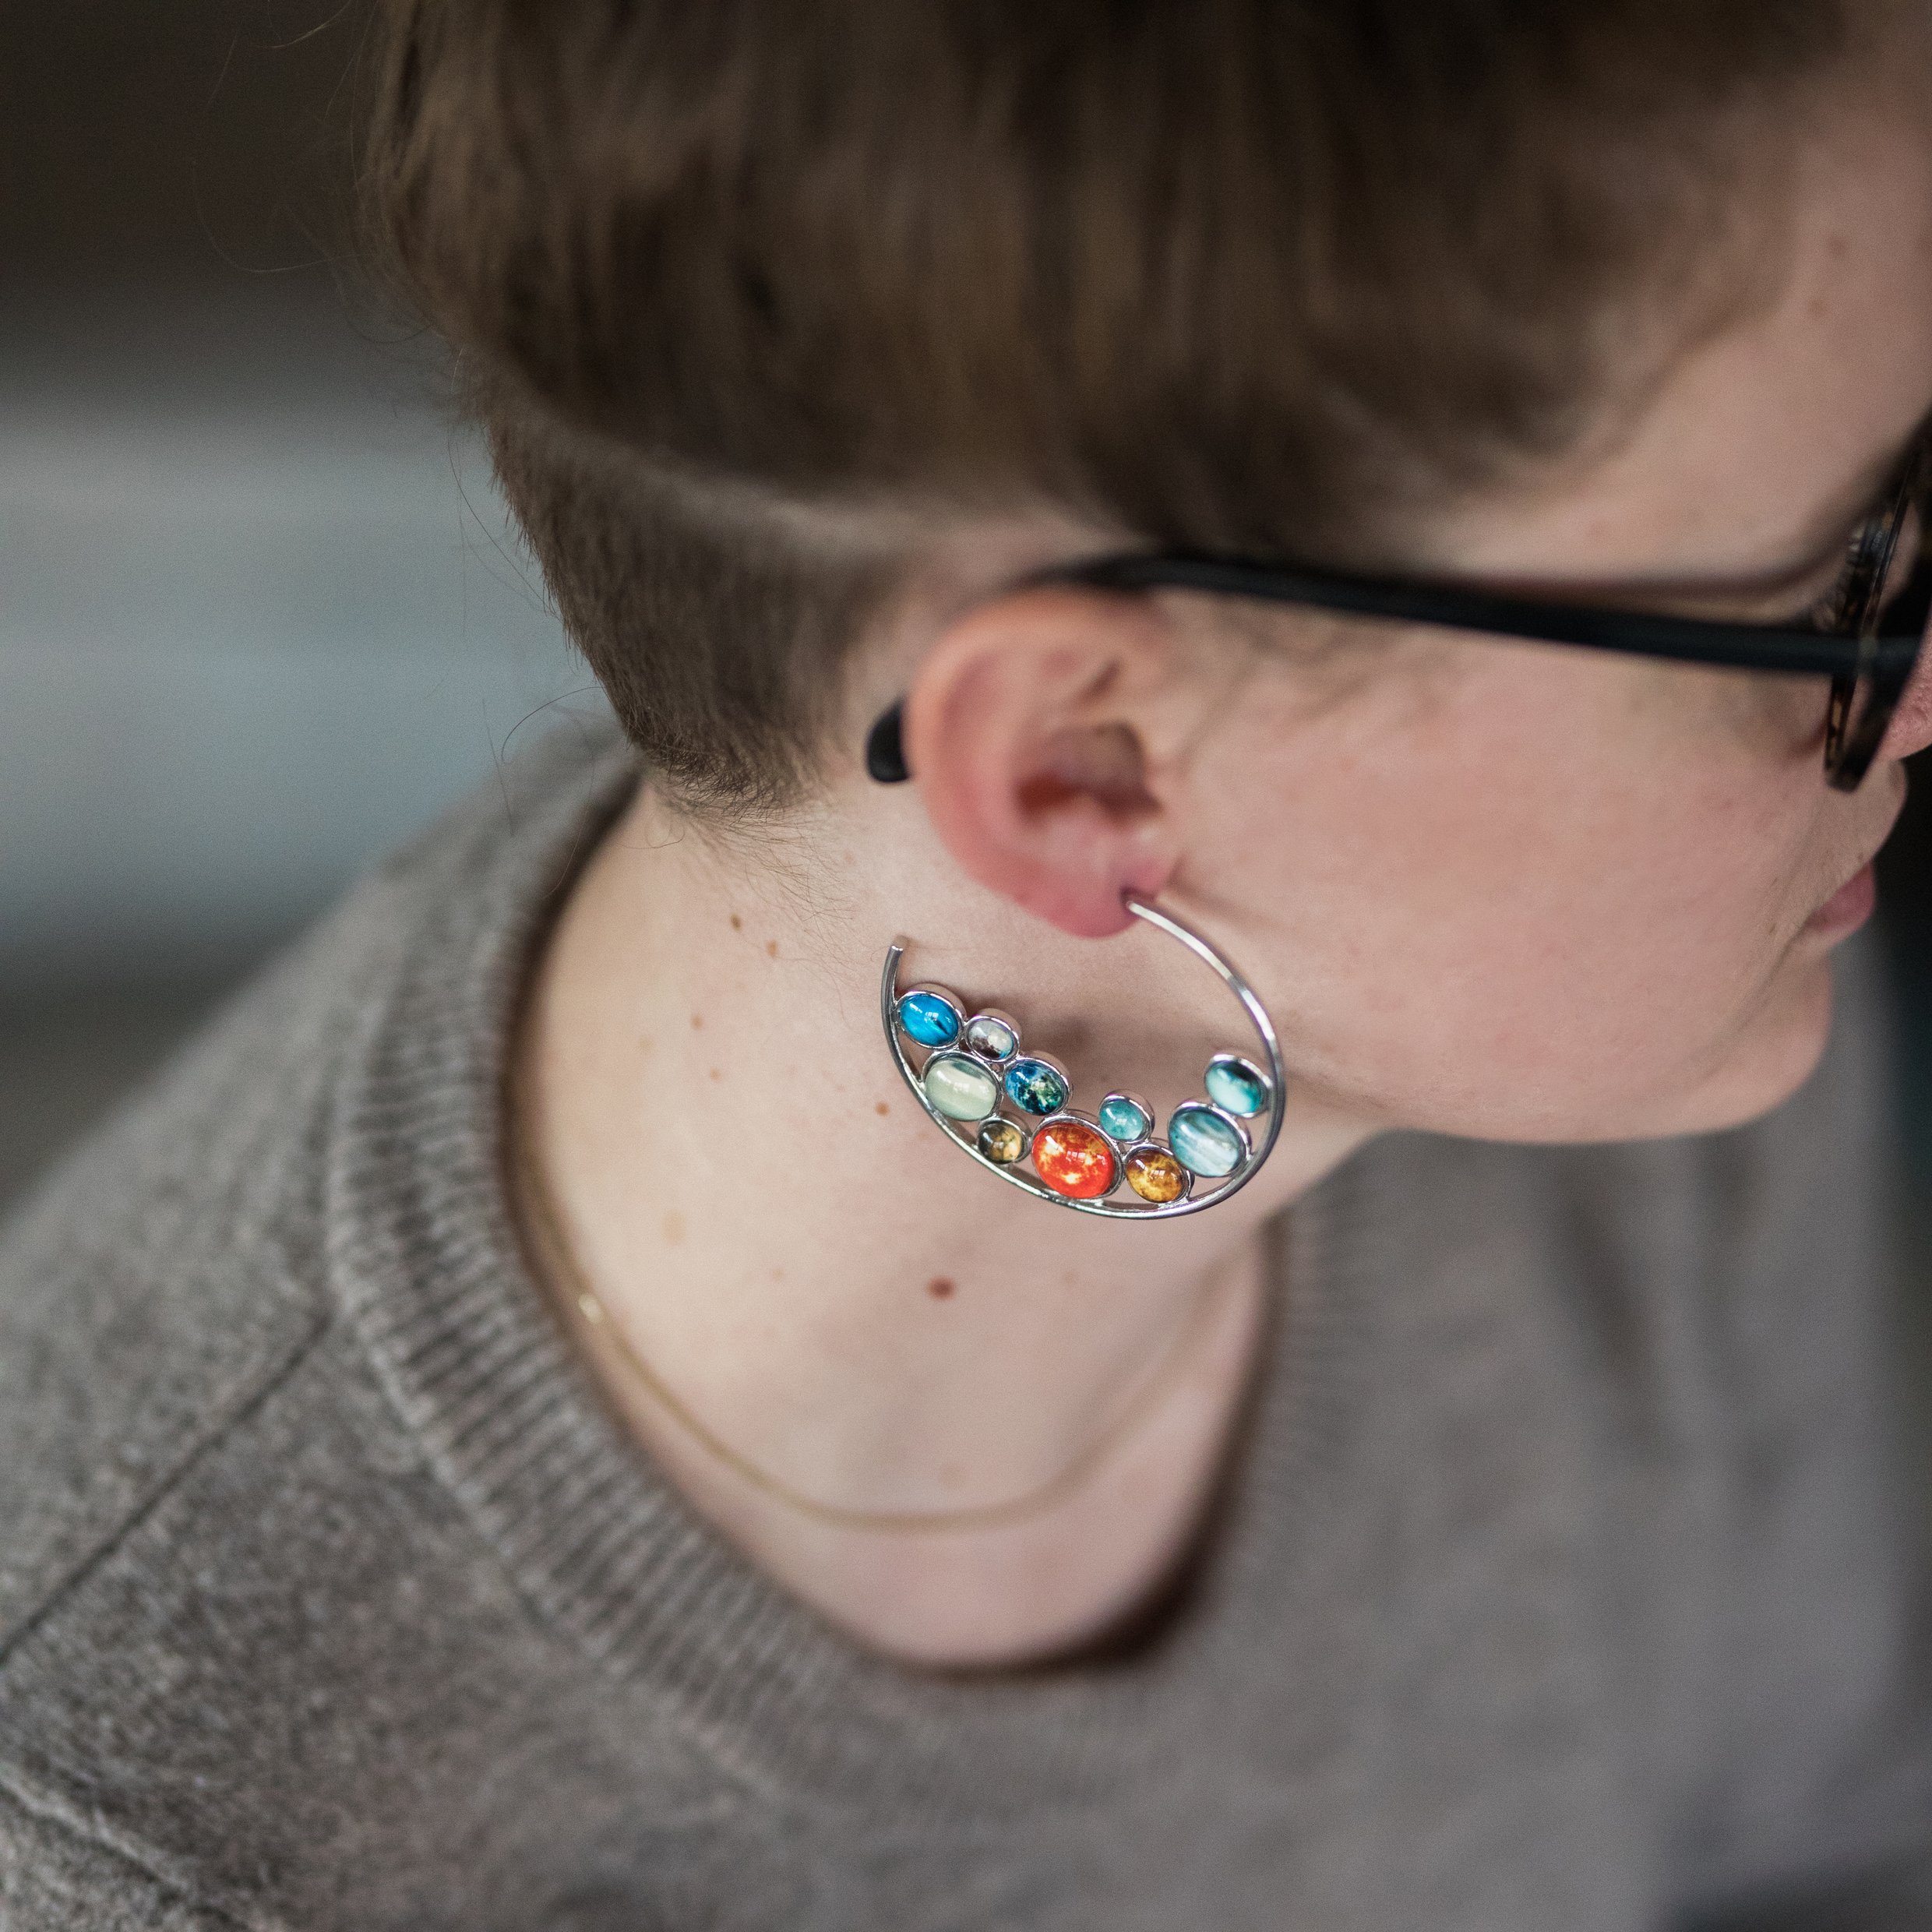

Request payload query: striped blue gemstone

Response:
[897,991,961,1047]
[1169,1103,1246,1179]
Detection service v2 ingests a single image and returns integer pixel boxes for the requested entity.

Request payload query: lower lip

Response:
[1807,862,1877,936]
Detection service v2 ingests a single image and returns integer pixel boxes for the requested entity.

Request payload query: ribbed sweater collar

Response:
[325,721,1377,1823]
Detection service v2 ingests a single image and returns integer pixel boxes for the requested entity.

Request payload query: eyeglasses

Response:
[864,430,1932,795]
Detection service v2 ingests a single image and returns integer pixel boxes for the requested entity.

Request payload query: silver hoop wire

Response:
[879,894,1285,1219]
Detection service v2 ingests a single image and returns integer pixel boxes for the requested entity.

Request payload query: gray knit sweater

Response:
[2,721,1929,1931]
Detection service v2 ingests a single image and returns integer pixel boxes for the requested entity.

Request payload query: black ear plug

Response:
[864,700,910,783]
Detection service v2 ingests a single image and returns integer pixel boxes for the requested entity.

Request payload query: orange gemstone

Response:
[1031,1118,1118,1200]
[1124,1145,1188,1204]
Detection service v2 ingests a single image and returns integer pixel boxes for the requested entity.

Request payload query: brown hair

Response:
[362,0,1847,813]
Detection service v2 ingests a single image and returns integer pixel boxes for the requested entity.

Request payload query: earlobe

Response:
[903,587,1183,939]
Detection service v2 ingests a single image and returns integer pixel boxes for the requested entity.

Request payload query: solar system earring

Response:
[866,698,1283,1216]
[880,894,1285,1218]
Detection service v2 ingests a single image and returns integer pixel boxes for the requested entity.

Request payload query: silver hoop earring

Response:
[880,895,1283,1218]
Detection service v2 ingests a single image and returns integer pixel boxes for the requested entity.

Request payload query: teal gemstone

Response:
[897,989,961,1047]
[1169,1103,1246,1179]
[1204,1055,1270,1118]
[1004,1056,1070,1117]
[1098,1094,1151,1143]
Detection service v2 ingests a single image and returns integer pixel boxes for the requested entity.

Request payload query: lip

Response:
[1806,860,1877,936]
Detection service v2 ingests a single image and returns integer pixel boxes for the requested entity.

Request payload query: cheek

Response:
[1206,653,1835,1140]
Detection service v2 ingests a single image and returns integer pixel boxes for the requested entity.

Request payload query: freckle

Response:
[771,1266,784,1282]
[876,1101,890,1116]
[637,1035,653,1055]
[709,1067,722,1081]
[927,1276,955,1299]
[661,1211,687,1246]
[730,913,742,931]
[690,1013,703,1030]
[766,940,778,958]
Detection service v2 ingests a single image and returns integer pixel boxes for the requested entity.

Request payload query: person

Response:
[3,1,1931,1924]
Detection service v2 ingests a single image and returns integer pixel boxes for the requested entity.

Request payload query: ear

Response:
[902,587,1186,939]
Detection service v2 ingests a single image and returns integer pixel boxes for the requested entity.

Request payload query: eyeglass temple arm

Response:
[862,553,1932,784]
[1051,552,1930,679]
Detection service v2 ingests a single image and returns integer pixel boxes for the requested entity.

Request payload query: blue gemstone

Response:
[1004,1057,1070,1116]
[897,990,961,1047]
[1169,1103,1246,1179]
[1204,1056,1270,1117]
[1098,1095,1151,1142]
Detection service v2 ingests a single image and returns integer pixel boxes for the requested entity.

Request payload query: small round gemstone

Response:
[1004,1056,1071,1116]
[1204,1053,1271,1118]
[897,987,962,1048]
[1098,1092,1151,1143]
[1124,1144,1189,1205]
[964,1012,1019,1061]
[1169,1102,1247,1179]
[977,1116,1028,1165]
[1031,1117,1119,1199]
[922,1051,1000,1121]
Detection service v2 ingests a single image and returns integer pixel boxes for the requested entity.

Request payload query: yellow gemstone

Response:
[978,1117,1027,1165]
[1124,1145,1188,1204]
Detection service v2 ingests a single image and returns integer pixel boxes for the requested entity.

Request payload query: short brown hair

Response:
[362,0,1847,814]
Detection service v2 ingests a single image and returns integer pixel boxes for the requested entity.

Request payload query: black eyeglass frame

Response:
[866,433,1932,794]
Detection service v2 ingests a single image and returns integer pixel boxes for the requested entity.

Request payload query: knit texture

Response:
[1,719,1928,1930]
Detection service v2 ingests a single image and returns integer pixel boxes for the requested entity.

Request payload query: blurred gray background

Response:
[0,1,606,1209]
[2,2,1930,1220]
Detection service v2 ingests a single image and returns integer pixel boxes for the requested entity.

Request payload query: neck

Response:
[513,777,1373,1666]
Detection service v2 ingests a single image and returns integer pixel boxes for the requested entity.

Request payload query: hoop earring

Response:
[880,895,1283,1218]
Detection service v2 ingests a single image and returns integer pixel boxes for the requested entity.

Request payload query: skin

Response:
[514,92,1932,1669]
